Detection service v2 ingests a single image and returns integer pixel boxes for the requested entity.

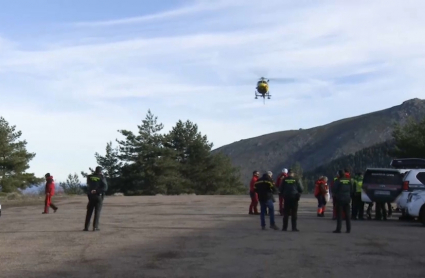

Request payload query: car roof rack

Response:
[390,158,425,169]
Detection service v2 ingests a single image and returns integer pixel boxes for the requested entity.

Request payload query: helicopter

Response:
[254,76,298,104]
[255,77,271,103]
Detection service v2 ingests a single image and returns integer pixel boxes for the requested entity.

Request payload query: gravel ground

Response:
[0,194,424,278]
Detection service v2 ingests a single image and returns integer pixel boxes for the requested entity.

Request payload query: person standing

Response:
[314,176,328,217]
[332,170,353,233]
[84,166,107,231]
[280,169,303,231]
[249,171,260,215]
[351,172,364,220]
[42,173,58,214]
[254,171,279,230]
[276,168,288,215]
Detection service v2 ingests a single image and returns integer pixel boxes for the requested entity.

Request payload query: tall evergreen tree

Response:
[165,120,244,194]
[116,110,171,195]
[0,117,42,192]
[81,141,123,194]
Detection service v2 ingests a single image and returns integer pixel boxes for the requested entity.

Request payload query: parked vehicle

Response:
[406,191,425,225]
[397,169,425,218]
[361,168,407,203]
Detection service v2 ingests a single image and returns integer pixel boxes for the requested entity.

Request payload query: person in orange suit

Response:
[276,168,288,215]
[249,170,260,214]
[42,173,58,214]
[314,176,328,217]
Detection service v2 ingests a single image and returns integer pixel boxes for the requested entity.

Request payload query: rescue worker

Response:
[351,172,364,220]
[254,171,279,230]
[249,170,260,215]
[84,166,107,231]
[42,173,58,214]
[330,172,339,220]
[276,168,288,215]
[314,176,328,217]
[332,170,353,233]
[280,169,303,232]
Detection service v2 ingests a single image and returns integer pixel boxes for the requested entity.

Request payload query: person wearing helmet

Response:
[276,168,288,215]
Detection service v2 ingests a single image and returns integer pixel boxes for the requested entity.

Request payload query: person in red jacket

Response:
[42,173,58,214]
[314,176,329,217]
[249,170,260,214]
[276,168,288,215]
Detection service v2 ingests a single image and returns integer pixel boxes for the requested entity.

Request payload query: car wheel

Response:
[420,206,425,226]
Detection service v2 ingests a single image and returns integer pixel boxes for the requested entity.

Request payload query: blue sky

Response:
[1,0,425,182]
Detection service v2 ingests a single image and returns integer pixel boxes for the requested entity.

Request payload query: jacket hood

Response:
[46,176,54,182]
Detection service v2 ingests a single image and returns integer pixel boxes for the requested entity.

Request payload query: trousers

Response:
[351,193,364,219]
[44,194,58,213]
[259,200,275,227]
[249,191,259,214]
[283,198,298,230]
[85,194,103,229]
[336,202,351,232]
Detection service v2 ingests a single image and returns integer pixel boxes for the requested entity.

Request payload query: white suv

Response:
[397,169,425,218]
[406,191,425,225]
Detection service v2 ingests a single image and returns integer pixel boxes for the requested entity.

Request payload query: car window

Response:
[363,170,403,185]
[416,172,425,184]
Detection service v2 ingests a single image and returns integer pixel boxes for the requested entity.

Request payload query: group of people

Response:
[249,168,303,231]
[248,167,369,233]
[42,166,108,231]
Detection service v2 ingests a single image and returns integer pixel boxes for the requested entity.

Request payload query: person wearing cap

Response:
[42,173,58,214]
[254,171,279,230]
[249,170,260,215]
[276,168,288,215]
[280,169,303,231]
[332,169,353,233]
[84,166,108,231]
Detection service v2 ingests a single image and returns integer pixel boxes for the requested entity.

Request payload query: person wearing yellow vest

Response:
[351,172,364,220]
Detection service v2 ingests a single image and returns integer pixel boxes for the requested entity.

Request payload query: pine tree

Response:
[165,119,244,194]
[60,173,83,195]
[0,117,42,192]
[81,141,123,194]
[116,110,168,195]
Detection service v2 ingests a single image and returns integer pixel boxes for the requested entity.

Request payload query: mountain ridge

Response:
[212,98,425,184]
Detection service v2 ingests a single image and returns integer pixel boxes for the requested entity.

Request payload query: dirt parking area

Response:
[0,194,424,278]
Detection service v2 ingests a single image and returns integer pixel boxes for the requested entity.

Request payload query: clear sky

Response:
[1,0,424,182]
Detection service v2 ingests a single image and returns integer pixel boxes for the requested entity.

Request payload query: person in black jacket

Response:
[332,169,353,233]
[279,169,303,232]
[84,166,108,231]
[254,171,279,230]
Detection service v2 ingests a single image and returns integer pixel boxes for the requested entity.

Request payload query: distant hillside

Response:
[302,140,394,192]
[212,98,425,185]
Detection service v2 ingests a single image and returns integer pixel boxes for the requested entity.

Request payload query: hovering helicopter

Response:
[255,77,271,103]
[254,76,297,104]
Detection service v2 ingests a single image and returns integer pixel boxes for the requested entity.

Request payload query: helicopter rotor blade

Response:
[267,77,298,84]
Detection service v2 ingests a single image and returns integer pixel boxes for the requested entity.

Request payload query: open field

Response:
[0,194,424,278]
